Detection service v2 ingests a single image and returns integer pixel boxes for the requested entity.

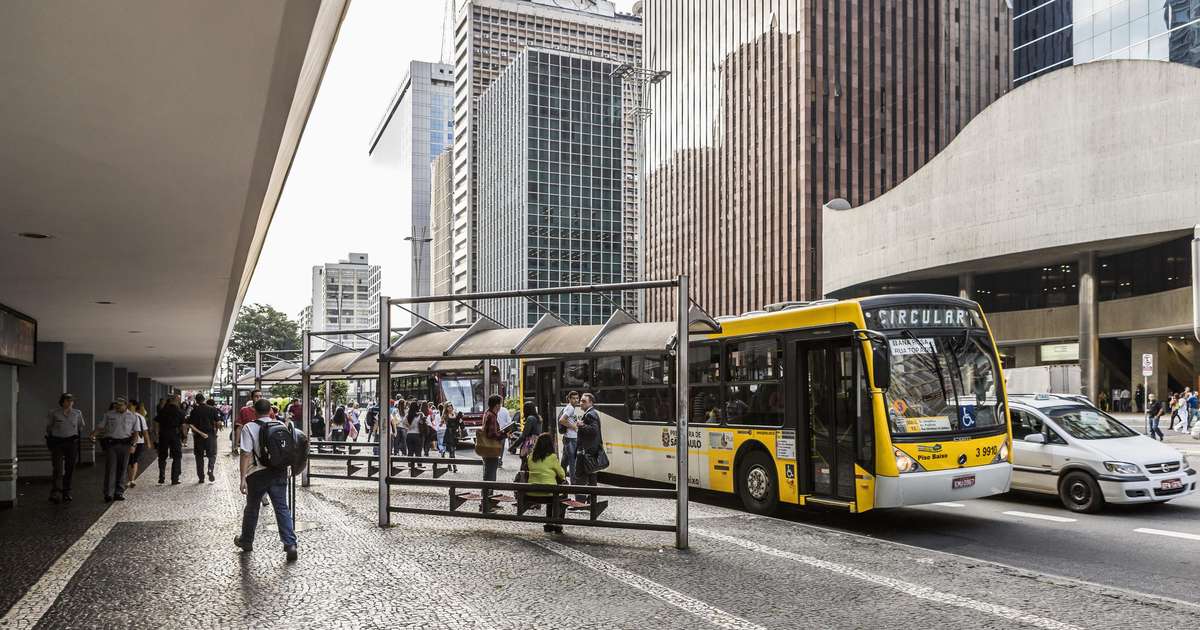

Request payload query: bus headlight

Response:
[994,442,1009,464]
[894,447,924,474]
[1103,461,1140,475]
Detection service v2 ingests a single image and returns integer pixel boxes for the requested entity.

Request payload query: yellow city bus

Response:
[520,294,1012,514]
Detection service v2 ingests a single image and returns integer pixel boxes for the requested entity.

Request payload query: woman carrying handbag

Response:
[476,395,506,513]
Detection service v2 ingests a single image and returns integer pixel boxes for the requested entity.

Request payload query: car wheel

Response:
[737,450,779,515]
[1058,471,1104,513]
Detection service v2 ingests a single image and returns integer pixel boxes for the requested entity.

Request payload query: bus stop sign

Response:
[1142,353,1154,377]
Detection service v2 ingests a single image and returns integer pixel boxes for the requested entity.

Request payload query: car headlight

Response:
[1183,453,1190,467]
[894,446,924,474]
[1103,461,1141,475]
[993,441,1009,464]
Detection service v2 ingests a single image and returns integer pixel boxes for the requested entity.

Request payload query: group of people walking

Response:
[1143,387,1199,441]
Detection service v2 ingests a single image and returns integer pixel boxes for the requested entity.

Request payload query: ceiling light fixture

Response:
[17,232,53,240]
[95,300,114,305]
[128,330,142,334]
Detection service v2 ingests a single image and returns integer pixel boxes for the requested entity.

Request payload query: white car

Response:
[1009,394,1196,513]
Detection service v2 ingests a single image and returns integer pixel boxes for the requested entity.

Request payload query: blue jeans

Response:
[561,438,577,478]
[240,471,296,547]
[1148,416,1164,441]
[481,457,500,511]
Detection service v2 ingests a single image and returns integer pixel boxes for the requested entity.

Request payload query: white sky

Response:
[244,0,638,321]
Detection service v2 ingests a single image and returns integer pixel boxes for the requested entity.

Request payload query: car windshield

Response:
[441,378,484,413]
[1045,406,1137,439]
[885,332,1005,436]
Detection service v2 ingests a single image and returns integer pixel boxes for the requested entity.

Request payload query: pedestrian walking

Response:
[45,393,85,503]
[476,395,505,513]
[572,393,607,503]
[91,397,140,501]
[1188,389,1199,433]
[526,432,565,533]
[1135,384,1145,414]
[186,393,221,483]
[1171,393,1187,433]
[126,400,153,487]
[441,402,460,472]
[516,402,542,468]
[154,395,186,485]
[234,399,299,562]
[330,405,348,453]
[558,391,581,479]
[310,406,326,450]
[404,401,424,468]
[1147,393,1166,441]
[389,400,405,456]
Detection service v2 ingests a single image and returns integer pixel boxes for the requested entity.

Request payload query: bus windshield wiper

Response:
[899,329,951,407]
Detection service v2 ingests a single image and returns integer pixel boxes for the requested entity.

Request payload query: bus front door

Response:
[796,338,858,503]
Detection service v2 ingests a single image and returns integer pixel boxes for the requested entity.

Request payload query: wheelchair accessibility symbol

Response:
[960,405,976,428]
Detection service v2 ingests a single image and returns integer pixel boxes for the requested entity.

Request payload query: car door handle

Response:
[666,454,675,459]
[622,450,632,455]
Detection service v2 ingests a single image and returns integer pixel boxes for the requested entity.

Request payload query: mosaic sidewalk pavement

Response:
[3,451,1200,629]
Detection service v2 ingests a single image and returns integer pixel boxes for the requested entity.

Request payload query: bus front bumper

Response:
[875,462,1012,508]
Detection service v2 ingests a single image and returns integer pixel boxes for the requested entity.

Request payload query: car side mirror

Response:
[1024,433,1046,445]
[854,329,891,391]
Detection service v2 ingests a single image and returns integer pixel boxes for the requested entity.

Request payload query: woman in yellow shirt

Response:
[525,432,565,533]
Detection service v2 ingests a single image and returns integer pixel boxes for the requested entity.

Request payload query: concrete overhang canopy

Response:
[0,0,348,387]
[821,60,1200,296]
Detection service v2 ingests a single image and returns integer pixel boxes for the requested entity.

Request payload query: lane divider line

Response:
[932,502,966,508]
[529,539,766,630]
[1134,527,1200,542]
[1002,511,1077,523]
[694,529,1081,630]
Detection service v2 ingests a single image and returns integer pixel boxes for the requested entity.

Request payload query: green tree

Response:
[228,304,301,362]
[329,380,349,405]
[270,384,301,399]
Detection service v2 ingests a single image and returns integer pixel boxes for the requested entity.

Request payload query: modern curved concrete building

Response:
[823,60,1199,401]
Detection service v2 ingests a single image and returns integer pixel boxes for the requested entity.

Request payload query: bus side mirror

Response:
[872,342,891,391]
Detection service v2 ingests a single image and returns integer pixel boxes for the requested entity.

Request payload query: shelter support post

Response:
[301,331,311,487]
[254,350,263,392]
[378,295,391,527]
[675,275,689,550]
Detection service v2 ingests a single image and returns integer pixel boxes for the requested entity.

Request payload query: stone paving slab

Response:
[6,452,1200,629]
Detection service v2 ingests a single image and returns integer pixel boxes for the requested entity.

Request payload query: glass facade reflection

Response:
[1014,0,1200,86]
[477,49,624,328]
[643,1,1012,320]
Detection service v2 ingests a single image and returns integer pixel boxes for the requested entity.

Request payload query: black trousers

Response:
[157,434,182,482]
[49,439,79,494]
[193,433,217,480]
[103,441,130,497]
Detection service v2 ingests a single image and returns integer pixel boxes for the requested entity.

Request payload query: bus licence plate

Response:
[1161,479,1183,490]
[952,475,976,489]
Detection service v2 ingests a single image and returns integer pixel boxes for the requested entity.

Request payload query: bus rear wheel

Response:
[737,451,779,515]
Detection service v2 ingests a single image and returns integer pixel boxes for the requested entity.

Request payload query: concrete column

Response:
[127,371,138,405]
[1014,344,1038,368]
[1078,252,1100,403]
[0,365,17,507]
[114,367,128,400]
[138,377,152,410]
[958,272,975,300]
[17,342,66,477]
[66,354,96,464]
[94,362,114,465]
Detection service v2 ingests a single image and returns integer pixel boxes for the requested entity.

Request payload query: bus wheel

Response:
[737,451,779,515]
[1058,471,1104,513]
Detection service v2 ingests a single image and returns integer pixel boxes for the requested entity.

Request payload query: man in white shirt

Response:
[46,393,85,503]
[235,399,298,562]
[558,391,581,478]
[91,397,140,502]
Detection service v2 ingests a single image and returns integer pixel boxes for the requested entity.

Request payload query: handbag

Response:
[474,429,503,459]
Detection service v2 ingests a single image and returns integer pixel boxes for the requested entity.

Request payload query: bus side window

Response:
[595,356,627,421]
[689,342,723,424]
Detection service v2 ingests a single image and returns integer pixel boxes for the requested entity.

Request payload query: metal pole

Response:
[483,359,492,405]
[254,350,263,393]
[1192,224,1199,345]
[378,295,392,527]
[301,330,311,488]
[675,274,689,550]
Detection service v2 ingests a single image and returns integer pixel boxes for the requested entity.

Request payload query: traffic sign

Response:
[1142,353,1154,377]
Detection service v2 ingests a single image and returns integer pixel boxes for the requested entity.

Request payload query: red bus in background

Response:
[391,365,504,443]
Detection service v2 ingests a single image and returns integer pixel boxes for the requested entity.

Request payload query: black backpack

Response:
[254,419,309,476]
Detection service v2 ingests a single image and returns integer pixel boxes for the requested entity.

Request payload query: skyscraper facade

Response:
[309,253,382,351]
[429,148,455,325]
[642,1,1011,320]
[368,61,454,318]
[448,0,640,324]
[477,48,624,328]
[1014,0,1200,87]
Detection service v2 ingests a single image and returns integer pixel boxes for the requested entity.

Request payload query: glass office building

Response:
[1014,0,1200,86]
[476,48,624,328]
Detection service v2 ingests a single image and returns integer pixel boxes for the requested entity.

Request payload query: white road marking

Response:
[1002,511,1077,523]
[695,529,1081,630]
[1134,527,1200,542]
[932,502,966,508]
[530,539,765,630]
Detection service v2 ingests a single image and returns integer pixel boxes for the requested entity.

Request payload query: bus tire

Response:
[737,450,779,515]
[1058,471,1104,513]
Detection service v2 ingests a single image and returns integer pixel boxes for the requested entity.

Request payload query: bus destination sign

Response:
[865,305,983,331]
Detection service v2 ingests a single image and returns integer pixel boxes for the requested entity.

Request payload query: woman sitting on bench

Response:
[526,432,566,533]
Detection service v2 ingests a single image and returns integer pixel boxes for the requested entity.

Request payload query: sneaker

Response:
[104,495,113,503]
[113,495,125,501]
[171,480,181,485]
[197,478,205,484]
[157,477,164,485]
[208,472,215,482]
[284,545,298,562]
[234,535,252,553]
[63,493,73,503]
[128,481,137,488]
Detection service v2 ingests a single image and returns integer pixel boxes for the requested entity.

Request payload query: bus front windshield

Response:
[885,332,1005,437]
[441,377,484,413]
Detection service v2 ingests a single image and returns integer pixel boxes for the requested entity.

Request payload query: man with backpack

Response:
[235,398,306,562]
